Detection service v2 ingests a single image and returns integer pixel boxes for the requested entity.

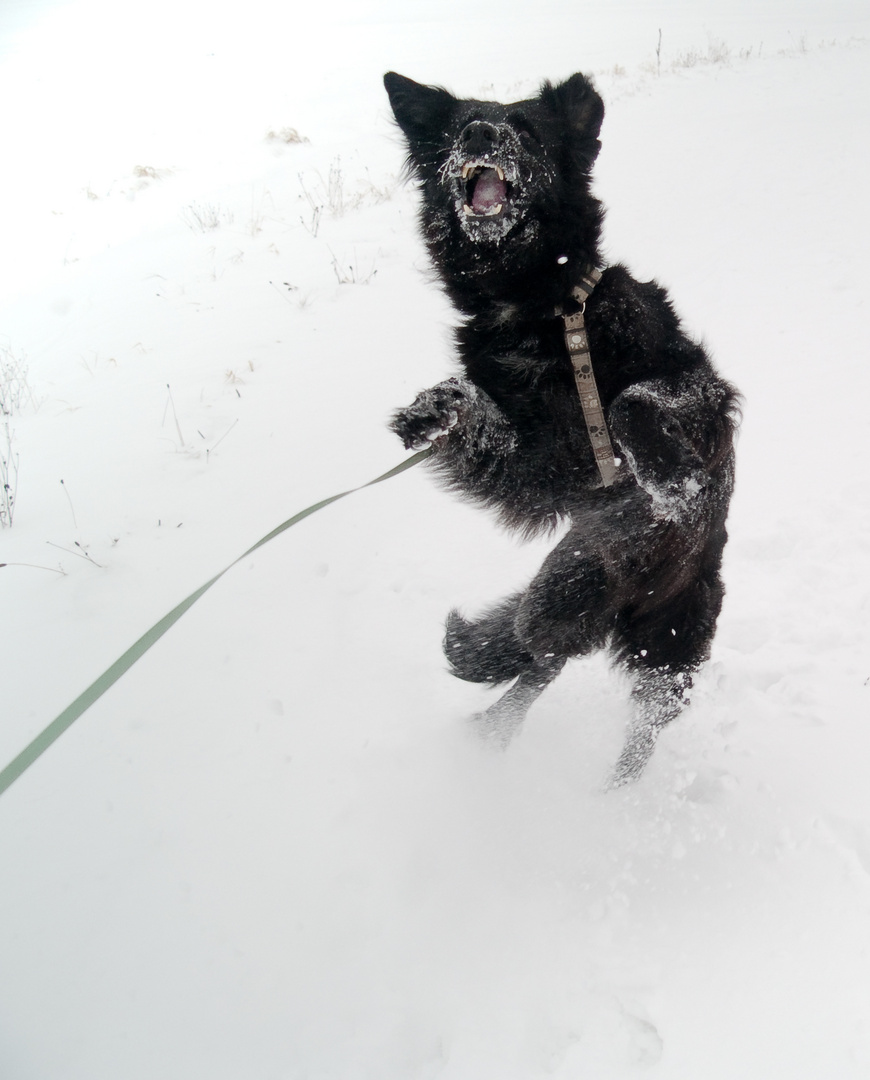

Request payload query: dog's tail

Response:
[444,594,533,684]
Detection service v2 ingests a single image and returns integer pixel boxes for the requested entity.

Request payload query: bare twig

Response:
[1,561,66,575]
[46,541,103,568]
[60,478,78,529]
[163,384,185,447]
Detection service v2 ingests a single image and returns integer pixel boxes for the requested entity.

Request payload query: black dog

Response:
[384,71,739,785]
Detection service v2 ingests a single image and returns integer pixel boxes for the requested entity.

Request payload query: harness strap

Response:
[560,266,620,488]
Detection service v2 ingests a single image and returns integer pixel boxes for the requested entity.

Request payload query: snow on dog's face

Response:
[384,72,604,251]
[438,110,542,245]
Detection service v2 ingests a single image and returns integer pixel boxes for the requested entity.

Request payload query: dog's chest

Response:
[462,312,627,491]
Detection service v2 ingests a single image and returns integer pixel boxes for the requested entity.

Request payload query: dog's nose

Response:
[461,121,501,157]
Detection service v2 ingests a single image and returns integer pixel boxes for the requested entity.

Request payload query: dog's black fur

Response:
[384,71,739,785]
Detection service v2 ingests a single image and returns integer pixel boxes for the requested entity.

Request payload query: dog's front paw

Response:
[389,377,473,450]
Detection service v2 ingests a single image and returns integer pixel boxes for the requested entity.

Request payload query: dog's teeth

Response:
[463,204,474,215]
[496,166,505,180]
[461,164,471,179]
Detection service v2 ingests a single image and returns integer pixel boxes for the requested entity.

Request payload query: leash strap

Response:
[560,267,619,488]
[0,446,433,799]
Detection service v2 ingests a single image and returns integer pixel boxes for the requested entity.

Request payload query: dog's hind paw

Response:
[467,708,522,749]
[606,726,659,789]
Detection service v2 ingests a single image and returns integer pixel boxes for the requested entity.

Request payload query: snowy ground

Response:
[1,1,870,1077]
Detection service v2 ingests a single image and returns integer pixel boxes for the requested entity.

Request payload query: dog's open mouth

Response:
[461,162,510,218]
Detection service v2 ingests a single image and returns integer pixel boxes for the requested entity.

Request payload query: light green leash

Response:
[0,446,433,799]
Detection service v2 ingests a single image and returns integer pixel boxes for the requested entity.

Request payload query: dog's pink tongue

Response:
[472,170,506,212]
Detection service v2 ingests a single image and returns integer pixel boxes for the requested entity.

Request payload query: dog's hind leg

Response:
[444,592,559,746]
[608,568,724,787]
[468,655,566,748]
[608,665,694,787]
[465,528,611,748]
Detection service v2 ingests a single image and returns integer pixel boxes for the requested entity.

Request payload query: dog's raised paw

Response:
[389,377,472,449]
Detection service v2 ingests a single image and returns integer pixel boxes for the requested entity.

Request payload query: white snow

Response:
[1,2,870,1077]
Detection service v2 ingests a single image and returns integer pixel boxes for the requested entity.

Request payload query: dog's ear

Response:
[538,72,604,163]
[384,72,455,144]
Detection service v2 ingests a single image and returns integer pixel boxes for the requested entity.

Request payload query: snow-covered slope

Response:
[1,2,869,1077]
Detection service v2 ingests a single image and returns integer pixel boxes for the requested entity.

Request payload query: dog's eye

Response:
[510,117,539,148]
